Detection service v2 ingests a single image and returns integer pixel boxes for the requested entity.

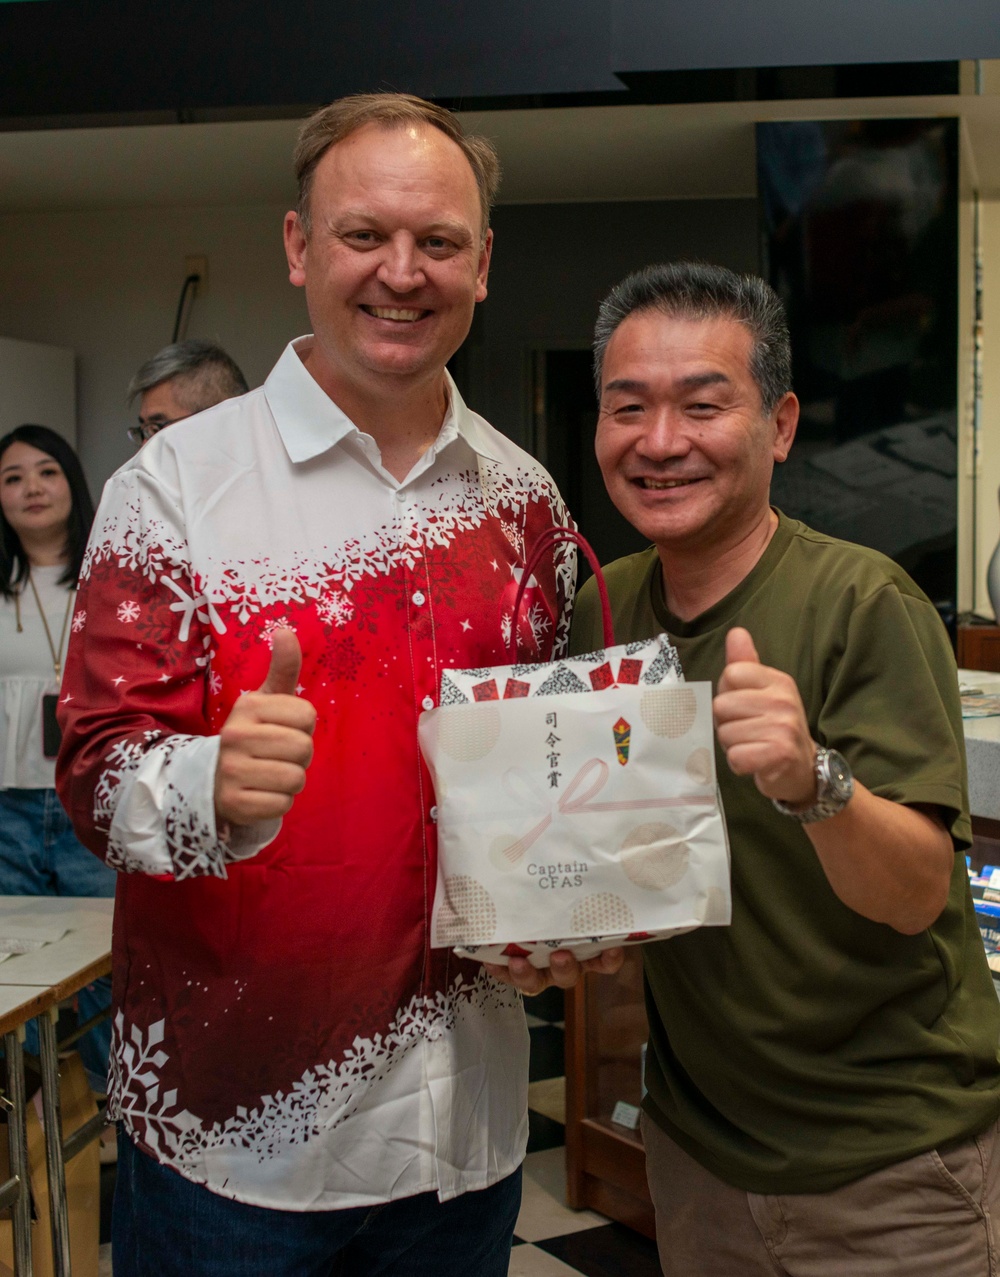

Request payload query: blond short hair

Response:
[293,93,500,244]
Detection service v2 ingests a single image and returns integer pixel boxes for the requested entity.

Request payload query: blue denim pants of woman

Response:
[0,788,116,1089]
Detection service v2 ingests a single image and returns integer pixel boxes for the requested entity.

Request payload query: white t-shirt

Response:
[0,563,76,788]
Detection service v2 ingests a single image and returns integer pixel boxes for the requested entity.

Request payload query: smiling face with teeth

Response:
[283,121,491,423]
[596,309,799,561]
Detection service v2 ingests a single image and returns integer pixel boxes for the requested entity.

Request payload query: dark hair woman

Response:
[0,424,113,1091]
[0,423,95,597]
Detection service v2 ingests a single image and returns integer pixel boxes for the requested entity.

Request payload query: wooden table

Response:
[0,898,113,1277]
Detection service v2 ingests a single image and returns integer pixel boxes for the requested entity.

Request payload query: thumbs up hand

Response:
[713,627,816,806]
[258,624,304,696]
[214,627,317,827]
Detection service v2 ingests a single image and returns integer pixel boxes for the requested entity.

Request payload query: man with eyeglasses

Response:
[126,339,249,446]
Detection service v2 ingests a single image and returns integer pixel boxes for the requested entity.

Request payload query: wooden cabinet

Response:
[971,815,1000,874]
[958,625,1000,673]
[565,949,655,1237]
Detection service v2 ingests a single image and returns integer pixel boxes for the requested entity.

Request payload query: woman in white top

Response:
[0,423,115,1087]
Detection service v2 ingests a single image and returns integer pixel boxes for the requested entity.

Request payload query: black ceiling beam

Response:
[0,0,994,128]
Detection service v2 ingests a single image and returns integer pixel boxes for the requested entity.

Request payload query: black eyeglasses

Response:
[126,418,180,447]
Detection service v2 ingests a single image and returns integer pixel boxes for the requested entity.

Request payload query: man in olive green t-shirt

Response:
[571,262,1000,1276]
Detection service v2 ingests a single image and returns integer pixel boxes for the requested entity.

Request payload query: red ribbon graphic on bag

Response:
[500,758,717,864]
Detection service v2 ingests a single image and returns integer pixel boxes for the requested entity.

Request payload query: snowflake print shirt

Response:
[56,337,575,1210]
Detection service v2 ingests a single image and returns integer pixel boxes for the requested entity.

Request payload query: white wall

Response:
[971,196,1000,616]
[0,335,76,446]
[0,203,309,495]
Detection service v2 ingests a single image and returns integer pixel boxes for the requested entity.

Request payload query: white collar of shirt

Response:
[264,336,505,471]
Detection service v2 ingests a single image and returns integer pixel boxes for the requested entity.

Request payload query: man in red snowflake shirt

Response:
[57,94,616,1275]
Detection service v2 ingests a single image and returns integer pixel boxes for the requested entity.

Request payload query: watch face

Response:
[773,746,854,822]
[824,749,854,803]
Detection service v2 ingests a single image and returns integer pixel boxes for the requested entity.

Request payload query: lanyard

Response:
[14,573,74,681]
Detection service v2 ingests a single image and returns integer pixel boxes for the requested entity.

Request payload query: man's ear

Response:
[771,392,799,464]
[284,211,307,289]
[475,228,493,305]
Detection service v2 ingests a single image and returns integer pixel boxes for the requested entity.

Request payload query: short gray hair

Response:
[593,262,792,413]
[127,340,249,413]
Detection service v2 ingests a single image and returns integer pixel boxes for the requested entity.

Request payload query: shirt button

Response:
[412,591,426,606]
[421,695,435,711]
[430,806,439,822]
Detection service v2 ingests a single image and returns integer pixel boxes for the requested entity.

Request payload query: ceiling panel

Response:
[0,90,998,216]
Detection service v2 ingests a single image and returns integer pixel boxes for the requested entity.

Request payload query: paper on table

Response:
[0,923,68,963]
[961,694,1000,719]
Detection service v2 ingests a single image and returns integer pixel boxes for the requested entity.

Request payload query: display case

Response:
[564,948,655,1237]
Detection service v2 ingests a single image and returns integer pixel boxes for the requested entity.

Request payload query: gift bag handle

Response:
[509,526,615,659]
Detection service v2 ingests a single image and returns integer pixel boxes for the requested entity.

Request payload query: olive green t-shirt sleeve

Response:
[816,580,971,850]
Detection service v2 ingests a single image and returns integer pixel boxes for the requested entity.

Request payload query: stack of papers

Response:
[0,924,67,963]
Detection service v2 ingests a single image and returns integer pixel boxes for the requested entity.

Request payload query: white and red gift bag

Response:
[419,632,732,968]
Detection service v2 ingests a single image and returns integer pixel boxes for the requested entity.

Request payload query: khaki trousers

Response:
[642,1113,1000,1276]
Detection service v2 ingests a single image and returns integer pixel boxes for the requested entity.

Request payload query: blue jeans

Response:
[114,1129,522,1276]
[0,788,116,1088]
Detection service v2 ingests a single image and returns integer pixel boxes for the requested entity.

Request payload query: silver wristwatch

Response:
[772,746,854,824]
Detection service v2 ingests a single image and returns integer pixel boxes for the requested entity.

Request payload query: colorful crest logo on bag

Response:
[613,716,631,766]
